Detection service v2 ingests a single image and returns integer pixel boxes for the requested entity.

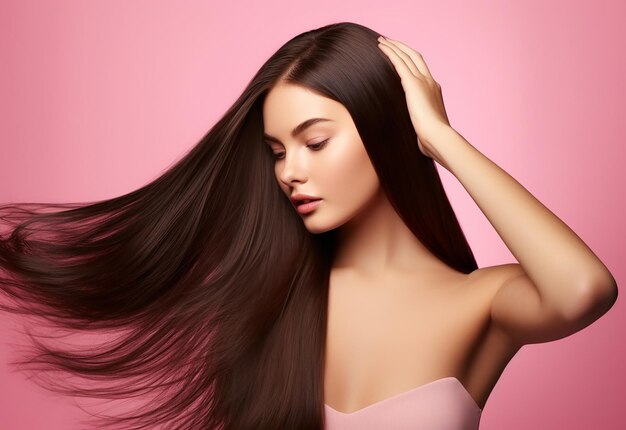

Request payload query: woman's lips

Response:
[296,199,322,215]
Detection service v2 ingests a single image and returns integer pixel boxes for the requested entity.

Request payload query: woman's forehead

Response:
[263,85,348,137]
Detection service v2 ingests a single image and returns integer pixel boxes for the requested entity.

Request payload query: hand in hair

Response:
[377,35,451,163]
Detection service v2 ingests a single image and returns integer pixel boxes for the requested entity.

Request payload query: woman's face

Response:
[262,82,382,233]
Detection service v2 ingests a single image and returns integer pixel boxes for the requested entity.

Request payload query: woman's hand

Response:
[377,35,452,163]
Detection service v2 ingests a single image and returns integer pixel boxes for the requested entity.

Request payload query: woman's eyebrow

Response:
[263,118,333,143]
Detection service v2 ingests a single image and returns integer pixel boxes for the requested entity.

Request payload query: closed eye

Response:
[271,138,330,160]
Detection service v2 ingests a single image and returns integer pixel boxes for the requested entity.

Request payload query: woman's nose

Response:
[278,151,308,185]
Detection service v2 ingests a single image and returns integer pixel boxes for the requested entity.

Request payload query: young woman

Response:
[0,22,617,430]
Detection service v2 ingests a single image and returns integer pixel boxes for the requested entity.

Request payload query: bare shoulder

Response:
[452,263,525,306]
[465,262,587,348]
[466,263,525,289]
[460,263,527,345]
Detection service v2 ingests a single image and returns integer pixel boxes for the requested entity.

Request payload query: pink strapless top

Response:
[324,377,482,429]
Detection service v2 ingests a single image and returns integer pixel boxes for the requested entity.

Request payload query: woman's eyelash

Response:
[271,139,330,160]
[308,139,329,150]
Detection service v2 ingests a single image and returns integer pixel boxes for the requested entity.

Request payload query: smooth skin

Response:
[376,34,617,334]
[262,35,617,414]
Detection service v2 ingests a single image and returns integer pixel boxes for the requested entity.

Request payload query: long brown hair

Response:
[0,22,477,430]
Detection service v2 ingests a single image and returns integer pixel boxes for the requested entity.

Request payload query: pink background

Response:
[1,0,624,428]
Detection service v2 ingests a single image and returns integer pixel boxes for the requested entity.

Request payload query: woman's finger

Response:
[382,37,434,80]
[378,41,420,89]
[378,36,422,78]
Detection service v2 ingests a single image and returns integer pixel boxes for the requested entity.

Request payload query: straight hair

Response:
[0,21,477,429]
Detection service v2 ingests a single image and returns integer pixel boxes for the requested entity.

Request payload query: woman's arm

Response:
[433,124,617,345]
[377,35,617,347]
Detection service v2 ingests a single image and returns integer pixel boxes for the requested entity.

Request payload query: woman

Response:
[0,21,617,430]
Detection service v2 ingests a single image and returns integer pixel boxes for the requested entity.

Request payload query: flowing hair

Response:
[0,22,477,430]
